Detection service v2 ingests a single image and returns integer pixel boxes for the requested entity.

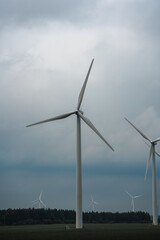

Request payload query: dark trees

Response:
[0,209,151,226]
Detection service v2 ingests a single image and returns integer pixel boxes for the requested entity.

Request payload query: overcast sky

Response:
[0,0,160,215]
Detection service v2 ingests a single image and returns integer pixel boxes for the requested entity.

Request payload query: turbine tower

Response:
[32,191,46,209]
[27,59,114,228]
[125,117,160,225]
[88,195,98,212]
[125,191,142,212]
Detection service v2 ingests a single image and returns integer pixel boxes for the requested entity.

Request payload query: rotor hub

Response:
[78,109,84,115]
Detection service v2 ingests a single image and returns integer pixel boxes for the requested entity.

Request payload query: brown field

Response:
[0,223,160,240]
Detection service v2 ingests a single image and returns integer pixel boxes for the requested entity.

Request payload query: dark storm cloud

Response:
[0,160,154,212]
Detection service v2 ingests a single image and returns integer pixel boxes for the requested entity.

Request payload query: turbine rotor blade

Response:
[39,191,42,200]
[155,151,160,157]
[26,111,76,127]
[155,150,160,157]
[32,202,37,206]
[40,200,46,208]
[144,145,152,181]
[77,59,94,110]
[91,195,98,204]
[153,137,160,143]
[134,195,142,198]
[79,112,114,151]
[143,140,150,148]
[125,191,133,198]
[125,118,151,142]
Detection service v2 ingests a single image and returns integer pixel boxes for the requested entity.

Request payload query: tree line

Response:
[0,209,153,225]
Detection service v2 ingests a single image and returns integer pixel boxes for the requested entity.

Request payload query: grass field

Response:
[0,223,160,240]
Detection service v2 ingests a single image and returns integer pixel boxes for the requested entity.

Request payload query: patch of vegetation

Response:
[0,209,151,226]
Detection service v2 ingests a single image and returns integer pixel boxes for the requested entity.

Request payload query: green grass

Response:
[0,223,160,240]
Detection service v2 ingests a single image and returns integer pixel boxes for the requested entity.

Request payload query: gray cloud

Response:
[0,0,97,28]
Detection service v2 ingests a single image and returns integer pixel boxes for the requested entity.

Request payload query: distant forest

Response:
[0,209,154,226]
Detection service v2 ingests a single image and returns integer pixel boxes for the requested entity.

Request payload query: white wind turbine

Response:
[88,195,98,212]
[32,191,47,209]
[27,59,114,229]
[125,191,142,212]
[125,117,160,225]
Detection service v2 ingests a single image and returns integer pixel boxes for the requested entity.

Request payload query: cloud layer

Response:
[0,0,160,213]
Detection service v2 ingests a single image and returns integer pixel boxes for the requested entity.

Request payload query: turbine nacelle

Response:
[150,137,160,144]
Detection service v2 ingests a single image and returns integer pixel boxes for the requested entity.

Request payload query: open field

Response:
[0,223,160,240]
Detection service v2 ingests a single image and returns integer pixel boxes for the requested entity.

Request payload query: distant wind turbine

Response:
[125,117,160,225]
[88,195,98,212]
[125,191,142,212]
[27,59,114,228]
[32,192,46,209]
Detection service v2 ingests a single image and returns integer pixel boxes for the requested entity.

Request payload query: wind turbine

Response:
[32,191,47,209]
[88,195,98,212]
[27,59,114,228]
[125,191,142,212]
[125,117,160,225]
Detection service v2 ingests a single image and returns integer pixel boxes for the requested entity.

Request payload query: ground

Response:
[0,223,160,240]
